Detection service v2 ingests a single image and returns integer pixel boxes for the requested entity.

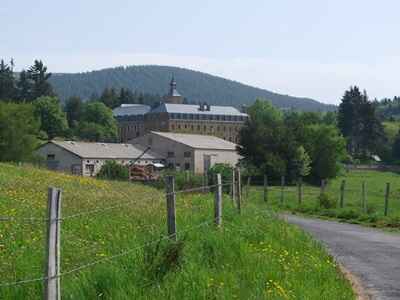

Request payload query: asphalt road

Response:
[285,215,400,300]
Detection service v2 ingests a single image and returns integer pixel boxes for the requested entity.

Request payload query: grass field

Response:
[249,170,400,228]
[0,163,354,299]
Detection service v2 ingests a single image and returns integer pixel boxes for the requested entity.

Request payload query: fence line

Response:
[0,172,239,297]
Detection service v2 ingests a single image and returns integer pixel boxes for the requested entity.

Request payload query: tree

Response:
[34,97,68,139]
[28,60,54,100]
[238,99,293,178]
[16,70,33,102]
[75,102,118,142]
[100,87,119,108]
[64,96,83,128]
[338,86,385,157]
[291,146,311,179]
[0,102,40,162]
[303,125,346,181]
[0,59,16,101]
[392,130,400,161]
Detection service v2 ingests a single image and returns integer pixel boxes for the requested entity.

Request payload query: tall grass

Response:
[0,163,354,299]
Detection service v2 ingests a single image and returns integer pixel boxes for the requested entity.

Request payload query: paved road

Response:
[285,215,400,300]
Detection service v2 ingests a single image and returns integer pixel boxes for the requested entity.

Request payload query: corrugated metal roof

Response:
[149,103,247,116]
[49,140,163,159]
[113,104,151,117]
[151,131,238,150]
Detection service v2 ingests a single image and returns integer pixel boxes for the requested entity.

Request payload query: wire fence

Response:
[0,172,243,299]
[244,175,400,217]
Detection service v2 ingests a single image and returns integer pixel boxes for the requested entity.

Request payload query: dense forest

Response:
[49,65,335,112]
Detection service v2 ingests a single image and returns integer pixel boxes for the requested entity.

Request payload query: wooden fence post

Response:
[298,177,303,205]
[44,187,62,300]
[166,176,177,241]
[203,173,209,193]
[236,168,242,214]
[320,179,326,196]
[214,174,222,226]
[362,181,367,213]
[384,182,390,217]
[340,180,345,208]
[231,169,236,203]
[246,176,251,199]
[263,175,268,203]
[280,175,285,204]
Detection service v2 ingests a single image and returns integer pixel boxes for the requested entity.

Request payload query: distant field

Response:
[0,163,354,299]
[250,170,400,228]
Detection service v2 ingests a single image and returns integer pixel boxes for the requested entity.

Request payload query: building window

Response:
[47,154,55,160]
[184,163,190,170]
[184,124,187,129]
[85,164,95,175]
[204,125,206,131]
[167,151,175,158]
[197,125,201,131]
[178,124,181,129]
[184,151,191,158]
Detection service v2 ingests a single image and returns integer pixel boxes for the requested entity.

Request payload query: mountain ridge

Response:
[49,65,335,111]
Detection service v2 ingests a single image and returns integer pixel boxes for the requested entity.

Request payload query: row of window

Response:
[169,113,246,122]
[171,123,240,133]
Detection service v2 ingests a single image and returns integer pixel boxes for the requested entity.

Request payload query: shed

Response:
[36,140,164,176]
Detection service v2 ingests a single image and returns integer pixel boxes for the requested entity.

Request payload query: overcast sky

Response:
[2,0,400,104]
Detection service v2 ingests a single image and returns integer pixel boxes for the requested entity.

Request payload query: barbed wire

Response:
[0,219,212,288]
[58,220,212,278]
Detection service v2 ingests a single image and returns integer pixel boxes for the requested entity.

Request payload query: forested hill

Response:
[49,65,334,111]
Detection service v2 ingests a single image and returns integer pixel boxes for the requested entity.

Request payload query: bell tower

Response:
[164,76,184,104]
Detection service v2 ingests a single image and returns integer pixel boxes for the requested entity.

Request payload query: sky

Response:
[1,0,400,104]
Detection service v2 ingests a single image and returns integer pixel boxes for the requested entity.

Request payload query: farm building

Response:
[36,140,164,176]
[131,131,241,174]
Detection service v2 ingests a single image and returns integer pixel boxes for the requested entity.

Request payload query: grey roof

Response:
[48,140,163,159]
[113,104,151,117]
[151,131,237,150]
[149,103,247,116]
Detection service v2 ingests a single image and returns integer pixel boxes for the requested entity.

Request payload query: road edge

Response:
[337,263,371,300]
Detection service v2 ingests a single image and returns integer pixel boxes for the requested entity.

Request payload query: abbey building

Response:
[113,78,248,143]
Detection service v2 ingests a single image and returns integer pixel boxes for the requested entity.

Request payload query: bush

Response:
[318,193,337,209]
[97,161,129,181]
[337,209,360,220]
[208,163,233,193]
[151,170,204,191]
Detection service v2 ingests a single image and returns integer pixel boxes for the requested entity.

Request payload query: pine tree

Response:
[16,70,33,102]
[28,60,54,100]
[0,59,16,101]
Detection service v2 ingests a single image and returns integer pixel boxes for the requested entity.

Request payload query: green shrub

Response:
[208,163,233,193]
[319,209,337,218]
[97,160,129,180]
[151,170,204,191]
[337,209,360,220]
[318,193,336,209]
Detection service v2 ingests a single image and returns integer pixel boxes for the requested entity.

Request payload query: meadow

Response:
[0,163,354,299]
[249,169,400,228]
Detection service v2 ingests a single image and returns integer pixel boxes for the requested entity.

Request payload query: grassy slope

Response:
[0,163,353,299]
[250,170,400,228]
